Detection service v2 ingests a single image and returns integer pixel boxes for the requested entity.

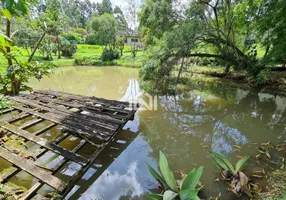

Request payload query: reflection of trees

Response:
[138,80,286,169]
[29,67,138,100]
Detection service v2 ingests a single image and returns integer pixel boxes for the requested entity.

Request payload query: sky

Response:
[92,0,128,9]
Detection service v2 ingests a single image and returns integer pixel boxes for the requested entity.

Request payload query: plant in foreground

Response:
[209,150,252,197]
[146,151,203,200]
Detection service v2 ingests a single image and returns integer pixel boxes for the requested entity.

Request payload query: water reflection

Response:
[26,67,286,199]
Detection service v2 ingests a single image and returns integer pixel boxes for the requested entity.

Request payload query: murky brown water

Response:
[1,66,286,199]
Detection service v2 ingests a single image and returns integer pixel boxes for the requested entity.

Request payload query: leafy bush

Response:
[0,61,54,94]
[60,39,77,57]
[85,34,98,45]
[146,151,203,200]
[0,95,10,110]
[74,55,94,65]
[256,68,271,85]
[101,49,120,61]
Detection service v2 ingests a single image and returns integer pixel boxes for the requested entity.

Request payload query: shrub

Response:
[101,49,120,61]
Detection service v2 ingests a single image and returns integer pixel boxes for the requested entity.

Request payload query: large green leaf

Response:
[145,193,163,200]
[179,189,199,200]
[209,151,235,174]
[1,9,11,21]
[146,162,169,190]
[163,190,178,200]
[159,151,179,192]
[180,166,203,190]
[235,156,250,173]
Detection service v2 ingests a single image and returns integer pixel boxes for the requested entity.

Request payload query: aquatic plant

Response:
[0,95,10,110]
[146,151,203,200]
[209,150,252,197]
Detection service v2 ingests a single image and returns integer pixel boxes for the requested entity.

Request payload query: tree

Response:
[139,0,176,46]
[97,0,112,15]
[1,0,30,95]
[116,36,125,56]
[256,0,286,65]
[90,13,117,48]
[113,5,127,35]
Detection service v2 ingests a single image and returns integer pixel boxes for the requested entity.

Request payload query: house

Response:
[124,36,144,48]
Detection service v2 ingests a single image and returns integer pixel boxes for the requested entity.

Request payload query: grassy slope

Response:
[0,44,145,73]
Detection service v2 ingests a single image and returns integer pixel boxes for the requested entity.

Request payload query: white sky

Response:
[92,0,128,9]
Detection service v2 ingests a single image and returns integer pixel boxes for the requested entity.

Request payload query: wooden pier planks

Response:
[0,90,139,198]
[2,123,89,165]
[0,147,67,192]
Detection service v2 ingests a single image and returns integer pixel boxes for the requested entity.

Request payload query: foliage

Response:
[90,13,117,47]
[209,151,250,175]
[0,95,10,110]
[101,49,120,61]
[0,61,54,93]
[209,151,252,197]
[146,151,203,200]
[256,68,272,85]
[116,36,125,56]
[96,0,112,15]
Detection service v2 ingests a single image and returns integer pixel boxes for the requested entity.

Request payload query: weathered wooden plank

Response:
[2,123,89,166]
[0,108,14,115]
[34,90,134,107]
[33,123,57,136]
[20,118,43,129]
[12,97,123,127]
[12,105,110,142]
[0,167,20,183]
[28,94,132,115]
[0,147,67,192]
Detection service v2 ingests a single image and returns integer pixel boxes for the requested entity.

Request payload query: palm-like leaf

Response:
[145,193,163,200]
[179,189,199,200]
[146,162,169,190]
[163,190,178,200]
[235,156,250,173]
[209,151,235,174]
[180,166,203,190]
[159,151,179,192]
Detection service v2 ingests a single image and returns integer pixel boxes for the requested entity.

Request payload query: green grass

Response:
[0,45,145,74]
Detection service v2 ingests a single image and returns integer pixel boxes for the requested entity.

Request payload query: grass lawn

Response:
[0,44,145,73]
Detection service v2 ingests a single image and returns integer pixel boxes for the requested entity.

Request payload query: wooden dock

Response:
[0,90,139,199]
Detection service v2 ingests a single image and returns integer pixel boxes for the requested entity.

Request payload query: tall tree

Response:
[90,13,117,48]
[97,0,112,15]
[113,5,127,35]
[139,0,176,45]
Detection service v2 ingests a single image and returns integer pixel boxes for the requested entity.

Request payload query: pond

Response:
[8,66,286,199]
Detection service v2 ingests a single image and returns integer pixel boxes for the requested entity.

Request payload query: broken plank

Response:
[12,105,110,141]
[0,147,67,192]
[2,123,89,166]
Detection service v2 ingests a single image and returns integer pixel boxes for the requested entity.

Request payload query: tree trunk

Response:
[177,57,185,84]
[57,36,61,59]
[6,19,19,95]
[224,62,231,74]
[28,32,46,63]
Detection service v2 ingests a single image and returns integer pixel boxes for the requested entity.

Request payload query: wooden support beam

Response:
[2,123,89,166]
[20,118,44,129]
[0,147,67,192]
[34,123,57,136]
